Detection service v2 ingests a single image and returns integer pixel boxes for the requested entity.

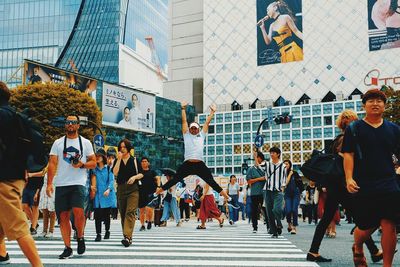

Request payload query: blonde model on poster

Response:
[258,0,303,63]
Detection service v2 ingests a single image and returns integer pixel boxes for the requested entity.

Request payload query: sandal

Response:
[219,218,224,228]
[328,232,336,238]
[196,225,206,230]
[352,244,368,267]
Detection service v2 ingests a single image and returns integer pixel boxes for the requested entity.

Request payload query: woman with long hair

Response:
[258,0,303,63]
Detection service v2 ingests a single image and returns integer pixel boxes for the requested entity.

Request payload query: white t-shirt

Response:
[50,136,94,187]
[183,130,206,161]
[228,183,239,195]
[238,191,244,203]
[200,180,214,195]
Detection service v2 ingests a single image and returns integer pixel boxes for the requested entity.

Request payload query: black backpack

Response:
[1,106,48,172]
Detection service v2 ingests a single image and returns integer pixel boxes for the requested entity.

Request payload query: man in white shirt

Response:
[46,115,96,259]
[156,102,230,201]
[118,107,131,128]
[263,147,286,238]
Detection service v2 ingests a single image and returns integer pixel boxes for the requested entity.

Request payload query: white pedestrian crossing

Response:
[5,219,319,266]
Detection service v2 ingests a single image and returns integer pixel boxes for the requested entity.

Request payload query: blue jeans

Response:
[284,193,300,226]
[161,197,180,223]
[238,202,245,220]
[245,197,252,223]
[264,190,284,234]
[228,194,239,222]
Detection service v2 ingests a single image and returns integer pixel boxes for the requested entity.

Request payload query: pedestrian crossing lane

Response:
[6,220,319,266]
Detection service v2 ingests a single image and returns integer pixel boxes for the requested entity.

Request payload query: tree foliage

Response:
[383,86,400,125]
[9,83,102,152]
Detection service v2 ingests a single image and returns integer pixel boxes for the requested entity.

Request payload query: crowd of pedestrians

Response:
[0,81,399,267]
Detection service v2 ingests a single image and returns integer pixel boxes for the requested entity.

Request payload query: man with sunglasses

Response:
[47,115,96,259]
[156,102,231,202]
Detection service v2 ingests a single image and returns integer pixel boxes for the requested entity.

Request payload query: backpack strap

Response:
[348,121,362,160]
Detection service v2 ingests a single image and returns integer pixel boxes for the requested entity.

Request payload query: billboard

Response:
[24,60,98,96]
[368,0,400,51]
[102,82,156,133]
[256,0,303,66]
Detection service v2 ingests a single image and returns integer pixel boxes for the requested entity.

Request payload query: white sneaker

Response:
[45,232,53,238]
[176,222,182,227]
[40,232,47,238]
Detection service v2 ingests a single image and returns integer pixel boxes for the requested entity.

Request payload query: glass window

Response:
[291,107,300,116]
[216,167,223,175]
[207,157,215,167]
[225,157,232,165]
[324,127,333,138]
[302,129,311,139]
[272,131,280,141]
[216,124,223,134]
[313,128,322,138]
[243,122,251,132]
[225,145,232,155]
[324,116,333,125]
[234,123,241,132]
[302,106,311,116]
[243,133,251,143]
[302,117,311,127]
[252,110,260,120]
[234,134,241,143]
[292,118,300,128]
[216,113,223,123]
[252,121,259,131]
[334,103,343,113]
[282,130,290,140]
[224,113,232,122]
[234,166,241,174]
[233,112,241,122]
[225,124,232,133]
[292,130,301,140]
[234,155,242,165]
[313,117,322,127]
[358,112,365,119]
[225,167,232,174]
[356,101,363,111]
[208,125,215,134]
[312,105,322,115]
[207,146,215,155]
[335,127,341,136]
[345,102,355,110]
[216,146,223,155]
[225,134,232,144]
[243,111,250,121]
[207,136,215,145]
[216,135,223,144]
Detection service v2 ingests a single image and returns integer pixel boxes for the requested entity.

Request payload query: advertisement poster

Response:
[102,83,156,133]
[256,0,303,66]
[24,60,97,96]
[368,0,400,51]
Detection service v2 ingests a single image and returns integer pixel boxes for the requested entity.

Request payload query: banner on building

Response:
[24,60,98,96]
[368,0,400,51]
[102,82,156,133]
[256,0,303,66]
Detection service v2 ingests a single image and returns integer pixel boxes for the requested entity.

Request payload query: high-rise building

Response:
[1,0,169,95]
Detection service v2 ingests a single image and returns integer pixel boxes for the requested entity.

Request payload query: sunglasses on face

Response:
[65,120,79,125]
[190,127,198,130]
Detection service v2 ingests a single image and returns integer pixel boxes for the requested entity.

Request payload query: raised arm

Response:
[258,19,273,45]
[286,15,303,40]
[202,104,216,134]
[181,101,188,134]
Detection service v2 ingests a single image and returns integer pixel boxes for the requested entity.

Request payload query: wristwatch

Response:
[80,163,85,169]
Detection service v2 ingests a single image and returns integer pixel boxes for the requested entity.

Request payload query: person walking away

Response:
[238,187,246,220]
[0,81,42,266]
[93,148,116,242]
[197,180,224,229]
[113,139,143,247]
[47,115,96,259]
[38,167,56,238]
[246,151,267,233]
[23,169,45,236]
[283,160,302,234]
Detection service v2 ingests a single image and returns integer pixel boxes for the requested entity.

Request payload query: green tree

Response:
[383,86,400,125]
[9,83,102,152]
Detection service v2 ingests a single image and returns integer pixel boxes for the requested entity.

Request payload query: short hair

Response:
[256,151,265,161]
[362,89,387,104]
[118,138,133,153]
[141,156,149,162]
[269,146,281,156]
[0,81,10,103]
[67,115,80,123]
[336,109,358,131]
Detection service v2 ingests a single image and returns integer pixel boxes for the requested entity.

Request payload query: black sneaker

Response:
[95,234,101,242]
[147,222,152,230]
[121,236,132,247]
[0,253,10,264]
[104,231,110,240]
[30,227,37,236]
[59,247,73,259]
[306,253,332,262]
[252,228,257,233]
[277,227,282,235]
[139,225,146,231]
[77,237,86,255]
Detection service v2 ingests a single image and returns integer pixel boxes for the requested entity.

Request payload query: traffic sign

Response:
[254,135,264,148]
[93,134,105,147]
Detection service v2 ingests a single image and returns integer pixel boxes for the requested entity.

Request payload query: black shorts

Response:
[139,192,151,209]
[351,192,400,230]
[22,187,36,207]
[55,185,86,216]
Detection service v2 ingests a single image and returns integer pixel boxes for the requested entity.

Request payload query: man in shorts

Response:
[47,115,96,259]
[342,89,400,266]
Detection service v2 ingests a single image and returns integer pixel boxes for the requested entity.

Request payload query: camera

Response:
[69,154,81,165]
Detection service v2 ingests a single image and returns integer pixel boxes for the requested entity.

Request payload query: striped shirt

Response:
[262,161,286,192]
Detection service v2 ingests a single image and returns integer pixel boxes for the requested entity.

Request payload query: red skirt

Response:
[318,191,340,223]
[199,195,221,221]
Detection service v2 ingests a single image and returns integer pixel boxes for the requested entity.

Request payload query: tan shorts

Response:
[0,179,30,241]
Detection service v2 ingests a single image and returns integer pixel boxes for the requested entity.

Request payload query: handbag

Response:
[300,122,361,185]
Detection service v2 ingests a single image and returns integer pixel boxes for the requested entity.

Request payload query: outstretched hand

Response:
[209,104,217,113]
[181,101,188,109]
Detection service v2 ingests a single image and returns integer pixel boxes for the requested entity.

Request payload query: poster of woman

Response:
[256,0,303,66]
